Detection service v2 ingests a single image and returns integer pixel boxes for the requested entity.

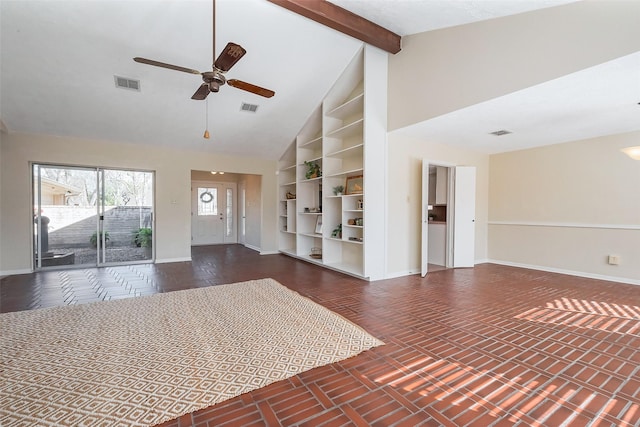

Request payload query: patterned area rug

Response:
[0,278,383,426]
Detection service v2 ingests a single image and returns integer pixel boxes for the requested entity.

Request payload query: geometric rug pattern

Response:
[0,278,383,426]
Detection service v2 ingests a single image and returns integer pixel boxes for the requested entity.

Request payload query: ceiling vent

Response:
[114,76,140,91]
[489,129,512,136]
[240,102,259,113]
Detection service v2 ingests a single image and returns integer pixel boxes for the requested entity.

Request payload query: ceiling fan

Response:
[133,0,274,100]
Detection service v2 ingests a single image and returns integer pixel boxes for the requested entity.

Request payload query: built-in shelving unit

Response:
[276,45,387,280]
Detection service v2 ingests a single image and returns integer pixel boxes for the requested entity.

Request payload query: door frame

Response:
[421,160,455,276]
[421,161,476,276]
[31,162,155,271]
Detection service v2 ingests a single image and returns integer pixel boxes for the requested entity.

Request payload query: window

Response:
[226,188,233,237]
[198,188,218,216]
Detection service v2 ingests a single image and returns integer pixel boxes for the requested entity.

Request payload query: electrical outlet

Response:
[608,255,620,265]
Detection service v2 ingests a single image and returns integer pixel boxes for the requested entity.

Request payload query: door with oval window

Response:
[191,181,237,245]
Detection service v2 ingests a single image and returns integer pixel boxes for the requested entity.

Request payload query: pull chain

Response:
[203,97,210,139]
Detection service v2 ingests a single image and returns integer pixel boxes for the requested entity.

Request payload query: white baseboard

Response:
[155,257,192,264]
[244,244,261,253]
[259,250,280,255]
[0,268,32,277]
[384,269,420,279]
[488,259,640,286]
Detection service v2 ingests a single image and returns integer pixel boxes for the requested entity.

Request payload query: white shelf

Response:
[299,232,323,238]
[299,254,325,265]
[299,136,322,149]
[326,93,364,119]
[276,47,386,281]
[301,156,322,164]
[280,230,296,235]
[299,176,323,183]
[327,168,363,178]
[325,144,363,159]
[343,238,364,245]
[323,261,364,277]
[279,164,296,171]
[326,119,363,139]
[280,181,296,186]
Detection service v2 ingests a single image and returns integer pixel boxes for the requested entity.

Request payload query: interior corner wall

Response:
[388,0,640,131]
[488,131,640,284]
[239,174,263,251]
[0,132,278,274]
[386,132,490,277]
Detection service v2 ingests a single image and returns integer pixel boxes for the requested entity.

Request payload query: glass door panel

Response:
[100,169,154,264]
[33,164,99,268]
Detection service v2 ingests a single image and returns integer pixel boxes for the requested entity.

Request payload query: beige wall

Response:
[241,174,263,251]
[488,131,640,283]
[386,132,490,277]
[388,0,640,131]
[0,132,278,274]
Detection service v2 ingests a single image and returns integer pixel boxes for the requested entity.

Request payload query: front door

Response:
[191,181,237,245]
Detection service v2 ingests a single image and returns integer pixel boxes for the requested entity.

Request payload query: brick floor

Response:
[2,244,639,426]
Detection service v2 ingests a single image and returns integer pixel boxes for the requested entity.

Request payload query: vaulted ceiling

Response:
[1,0,637,159]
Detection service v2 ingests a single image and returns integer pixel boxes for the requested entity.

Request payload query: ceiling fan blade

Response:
[213,43,246,72]
[228,79,275,98]
[191,83,210,100]
[133,57,201,75]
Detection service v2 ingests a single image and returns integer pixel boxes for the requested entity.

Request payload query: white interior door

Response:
[452,166,476,267]
[421,160,429,276]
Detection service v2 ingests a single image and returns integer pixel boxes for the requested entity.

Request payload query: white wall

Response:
[0,132,278,274]
[488,131,640,284]
[386,132,489,277]
[388,0,640,131]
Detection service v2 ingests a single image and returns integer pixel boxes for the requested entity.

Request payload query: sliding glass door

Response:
[32,164,154,269]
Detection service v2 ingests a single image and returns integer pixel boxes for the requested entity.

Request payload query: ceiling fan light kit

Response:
[133,0,275,102]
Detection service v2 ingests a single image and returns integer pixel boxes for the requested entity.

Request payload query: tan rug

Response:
[0,278,383,426]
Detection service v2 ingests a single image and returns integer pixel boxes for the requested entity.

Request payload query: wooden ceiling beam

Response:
[267,0,401,54]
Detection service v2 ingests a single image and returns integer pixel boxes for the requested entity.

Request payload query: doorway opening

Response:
[32,164,154,270]
[421,161,476,276]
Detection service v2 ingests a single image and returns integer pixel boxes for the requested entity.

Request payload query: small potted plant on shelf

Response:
[304,160,321,179]
[332,185,344,196]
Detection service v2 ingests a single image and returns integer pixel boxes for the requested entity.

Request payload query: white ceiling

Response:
[395,50,640,153]
[1,0,637,160]
[329,0,576,36]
